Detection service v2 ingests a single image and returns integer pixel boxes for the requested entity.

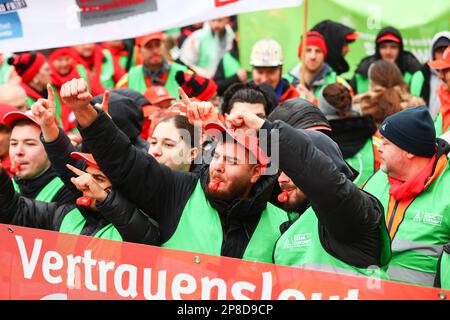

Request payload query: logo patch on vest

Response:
[283,233,312,249]
[414,212,443,226]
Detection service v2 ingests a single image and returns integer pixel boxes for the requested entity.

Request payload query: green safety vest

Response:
[59,207,122,240]
[99,49,115,89]
[274,206,391,278]
[355,71,415,94]
[345,137,376,186]
[222,52,241,78]
[362,165,450,286]
[197,28,240,78]
[162,180,289,263]
[283,64,339,98]
[127,62,188,98]
[440,247,450,290]
[13,176,65,203]
[410,70,425,98]
[433,112,449,137]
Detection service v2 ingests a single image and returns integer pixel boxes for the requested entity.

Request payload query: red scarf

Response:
[49,48,82,87]
[20,82,44,100]
[388,155,436,201]
[437,83,450,133]
[72,45,105,80]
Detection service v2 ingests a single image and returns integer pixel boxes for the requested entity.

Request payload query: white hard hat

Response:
[250,39,284,67]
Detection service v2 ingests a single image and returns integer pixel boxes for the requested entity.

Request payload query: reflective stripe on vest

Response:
[363,166,450,286]
[127,62,188,98]
[162,180,288,263]
[12,176,65,203]
[345,137,375,187]
[440,248,450,290]
[273,207,391,278]
[59,207,122,241]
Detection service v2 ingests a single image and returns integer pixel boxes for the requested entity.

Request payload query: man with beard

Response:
[116,32,189,99]
[57,77,289,263]
[285,31,351,103]
[225,109,392,276]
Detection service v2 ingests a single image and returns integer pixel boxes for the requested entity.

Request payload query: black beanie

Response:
[379,106,436,158]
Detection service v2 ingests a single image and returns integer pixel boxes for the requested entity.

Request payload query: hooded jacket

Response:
[91,92,149,152]
[411,31,450,118]
[351,27,422,93]
[78,110,287,259]
[312,20,356,75]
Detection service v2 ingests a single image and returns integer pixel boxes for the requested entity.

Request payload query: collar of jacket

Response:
[198,164,278,221]
[14,166,57,198]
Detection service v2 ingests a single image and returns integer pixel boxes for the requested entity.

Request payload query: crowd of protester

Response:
[0,17,449,291]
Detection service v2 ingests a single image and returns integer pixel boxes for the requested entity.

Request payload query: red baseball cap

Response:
[345,32,360,42]
[428,46,450,70]
[70,152,100,170]
[204,122,270,167]
[3,110,39,128]
[136,32,164,47]
[376,33,401,44]
[144,86,176,106]
[0,104,19,126]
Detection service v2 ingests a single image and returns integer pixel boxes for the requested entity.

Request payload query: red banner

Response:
[0,224,448,300]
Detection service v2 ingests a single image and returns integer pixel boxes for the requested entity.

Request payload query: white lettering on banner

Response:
[42,251,64,284]
[0,0,304,52]
[15,236,361,300]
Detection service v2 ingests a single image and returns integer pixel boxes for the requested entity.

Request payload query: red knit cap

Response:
[8,52,46,83]
[298,31,328,59]
[175,71,218,101]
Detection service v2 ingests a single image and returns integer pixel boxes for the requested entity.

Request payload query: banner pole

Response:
[300,0,309,88]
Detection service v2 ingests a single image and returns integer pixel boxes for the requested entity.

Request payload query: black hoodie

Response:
[351,27,422,91]
[312,20,356,75]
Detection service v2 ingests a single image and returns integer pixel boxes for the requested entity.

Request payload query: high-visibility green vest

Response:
[196,28,240,78]
[355,71,415,94]
[162,180,289,263]
[274,206,391,278]
[433,112,449,137]
[59,207,122,241]
[98,49,115,89]
[439,247,450,290]
[283,64,341,98]
[127,62,188,98]
[222,52,241,78]
[362,165,450,286]
[410,70,425,98]
[13,176,65,203]
[345,137,376,186]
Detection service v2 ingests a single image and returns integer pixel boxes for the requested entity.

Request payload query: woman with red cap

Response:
[351,26,421,94]
[7,51,51,107]
[49,48,104,132]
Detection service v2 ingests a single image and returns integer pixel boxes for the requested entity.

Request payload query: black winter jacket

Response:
[79,110,286,259]
[13,166,77,205]
[0,167,159,244]
[265,120,390,267]
[38,127,160,245]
